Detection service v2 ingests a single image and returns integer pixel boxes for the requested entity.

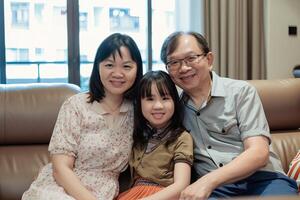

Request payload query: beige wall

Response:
[266,0,300,79]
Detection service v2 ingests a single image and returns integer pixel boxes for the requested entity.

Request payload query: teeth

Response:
[111,81,124,87]
[181,74,194,81]
[152,113,164,119]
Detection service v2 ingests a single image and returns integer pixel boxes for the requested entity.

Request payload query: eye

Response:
[144,96,154,101]
[186,55,198,62]
[162,96,171,101]
[168,60,180,66]
[104,63,113,68]
[123,65,133,69]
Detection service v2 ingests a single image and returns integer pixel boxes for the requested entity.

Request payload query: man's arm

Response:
[179,135,269,200]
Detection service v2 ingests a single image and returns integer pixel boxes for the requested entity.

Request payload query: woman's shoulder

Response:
[61,92,90,110]
[65,92,89,103]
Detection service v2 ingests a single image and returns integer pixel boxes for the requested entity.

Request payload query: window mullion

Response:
[67,0,80,86]
[147,0,152,71]
[0,0,6,84]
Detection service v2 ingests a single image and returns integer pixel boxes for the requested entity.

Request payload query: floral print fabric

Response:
[22,93,133,200]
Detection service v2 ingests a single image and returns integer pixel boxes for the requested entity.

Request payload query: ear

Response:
[206,52,214,70]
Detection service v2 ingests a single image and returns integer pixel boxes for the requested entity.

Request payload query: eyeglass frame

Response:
[165,53,207,72]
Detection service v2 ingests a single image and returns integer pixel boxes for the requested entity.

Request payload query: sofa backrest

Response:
[248,79,300,131]
[248,78,300,172]
[0,83,81,145]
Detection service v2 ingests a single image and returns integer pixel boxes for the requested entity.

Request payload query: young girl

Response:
[117,70,193,200]
[22,33,143,200]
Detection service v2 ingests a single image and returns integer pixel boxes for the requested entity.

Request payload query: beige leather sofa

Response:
[248,79,300,173]
[0,79,299,200]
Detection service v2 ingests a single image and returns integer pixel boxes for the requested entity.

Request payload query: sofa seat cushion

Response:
[0,145,49,200]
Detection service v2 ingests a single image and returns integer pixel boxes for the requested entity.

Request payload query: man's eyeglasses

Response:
[166,53,206,71]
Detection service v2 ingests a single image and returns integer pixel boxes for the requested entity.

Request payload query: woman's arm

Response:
[141,162,191,200]
[51,154,97,200]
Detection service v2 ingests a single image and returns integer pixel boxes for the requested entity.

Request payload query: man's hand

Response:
[179,174,216,200]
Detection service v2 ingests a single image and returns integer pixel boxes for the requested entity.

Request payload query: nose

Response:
[179,61,192,73]
[112,66,124,78]
[153,100,163,109]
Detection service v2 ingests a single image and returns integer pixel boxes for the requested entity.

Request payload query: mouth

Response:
[179,73,195,81]
[110,80,125,87]
[151,112,165,119]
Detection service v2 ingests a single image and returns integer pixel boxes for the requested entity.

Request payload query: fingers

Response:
[179,188,208,200]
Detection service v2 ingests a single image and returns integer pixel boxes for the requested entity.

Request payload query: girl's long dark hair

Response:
[133,70,186,148]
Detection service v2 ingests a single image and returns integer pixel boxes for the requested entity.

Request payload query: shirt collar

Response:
[211,71,226,97]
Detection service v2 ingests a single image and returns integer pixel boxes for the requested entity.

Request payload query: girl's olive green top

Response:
[129,131,194,187]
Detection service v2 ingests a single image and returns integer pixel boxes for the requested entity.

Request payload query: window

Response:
[79,12,88,31]
[1,0,203,88]
[19,48,29,61]
[34,3,44,23]
[109,8,139,32]
[56,49,67,61]
[94,7,103,27]
[11,2,29,28]
[4,0,68,84]
[53,6,67,29]
[35,48,43,57]
[6,48,29,61]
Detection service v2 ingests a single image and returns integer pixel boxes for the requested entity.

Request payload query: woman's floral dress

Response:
[22,93,133,200]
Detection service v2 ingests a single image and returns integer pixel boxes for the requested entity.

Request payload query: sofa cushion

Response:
[271,131,300,173]
[0,145,49,200]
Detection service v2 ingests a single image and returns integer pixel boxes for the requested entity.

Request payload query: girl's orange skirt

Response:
[117,185,163,200]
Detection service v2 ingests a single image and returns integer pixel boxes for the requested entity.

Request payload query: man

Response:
[160,31,298,200]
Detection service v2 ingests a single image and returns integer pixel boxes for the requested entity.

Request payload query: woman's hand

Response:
[51,154,98,200]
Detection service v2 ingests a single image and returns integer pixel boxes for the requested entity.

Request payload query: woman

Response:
[22,33,143,200]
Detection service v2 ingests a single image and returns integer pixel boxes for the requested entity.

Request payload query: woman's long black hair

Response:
[133,70,186,148]
[87,33,143,103]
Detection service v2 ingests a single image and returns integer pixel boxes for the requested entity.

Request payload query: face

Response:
[166,35,213,94]
[141,83,174,129]
[99,46,137,98]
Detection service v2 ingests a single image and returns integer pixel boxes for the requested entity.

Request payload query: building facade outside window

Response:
[1,0,203,90]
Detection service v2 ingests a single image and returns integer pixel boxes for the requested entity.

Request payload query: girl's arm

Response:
[140,162,191,200]
[51,154,98,200]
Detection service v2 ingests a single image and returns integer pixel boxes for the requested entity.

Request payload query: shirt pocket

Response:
[206,119,241,141]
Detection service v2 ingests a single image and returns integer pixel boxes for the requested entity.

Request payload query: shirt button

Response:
[196,112,200,116]
[219,163,223,167]
[222,129,226,133]
[207,145,212,149]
